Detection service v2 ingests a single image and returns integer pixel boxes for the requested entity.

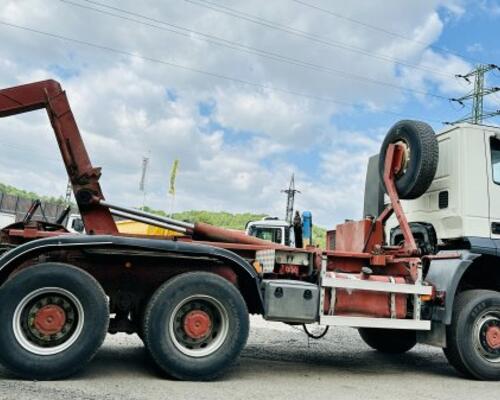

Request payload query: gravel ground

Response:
[0,316,499,400]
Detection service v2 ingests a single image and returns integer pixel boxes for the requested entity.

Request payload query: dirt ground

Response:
[0,316,499,400]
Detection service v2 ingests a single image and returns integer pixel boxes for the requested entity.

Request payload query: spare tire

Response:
[378,120,439,199]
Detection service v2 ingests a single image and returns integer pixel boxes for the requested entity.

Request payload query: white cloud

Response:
[466,43,484,53]
[480,0,500,16]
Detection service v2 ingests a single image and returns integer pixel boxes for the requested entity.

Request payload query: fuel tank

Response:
[324,272,407,318]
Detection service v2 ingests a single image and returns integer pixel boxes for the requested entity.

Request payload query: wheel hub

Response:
[14,288,84,355]
[486,325,500,350]
[476,312,500,362]
[170,295,229,358]
[183,310,212,339]
[393,140,410,177]
[34,304,66,335]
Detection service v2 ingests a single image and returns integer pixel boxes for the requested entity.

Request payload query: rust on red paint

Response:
[183,310,212,340]
[334,219,384,254]
[323,273,407,318]
[0,80,117,235]
[34,304,66,335]
[486,326,500,349]
[193,222,286,247]
[381,143,418,255]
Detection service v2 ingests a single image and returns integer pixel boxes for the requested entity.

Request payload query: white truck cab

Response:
[245,217,295,247]
[386,123,500,245]
[0,212,15,229]
[66,213,85,234]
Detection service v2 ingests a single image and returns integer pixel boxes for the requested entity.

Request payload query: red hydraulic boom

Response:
[0,80,117,234]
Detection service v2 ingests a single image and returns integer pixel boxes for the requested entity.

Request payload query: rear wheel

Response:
[143,272,249,380]
[444,290,500,380]
[358,328,417,354]
[0,263,109,379]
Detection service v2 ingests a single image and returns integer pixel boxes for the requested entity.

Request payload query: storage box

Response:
[262,279,319,323]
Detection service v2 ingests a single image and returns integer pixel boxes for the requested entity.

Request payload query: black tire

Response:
[358,328,417,354]
[379,120,438,199]
[143,272,249,380]
[0,263,109,380]
[444,290,500,380]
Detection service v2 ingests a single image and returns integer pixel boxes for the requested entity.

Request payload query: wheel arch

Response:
[425,250,481,324]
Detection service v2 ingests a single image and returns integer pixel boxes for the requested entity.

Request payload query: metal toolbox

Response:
[262,279,319,323]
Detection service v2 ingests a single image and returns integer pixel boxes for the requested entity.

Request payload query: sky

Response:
[0,0,499,229]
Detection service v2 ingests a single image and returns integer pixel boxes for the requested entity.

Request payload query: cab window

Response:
[248,227,282,244]
[491,137,500,184]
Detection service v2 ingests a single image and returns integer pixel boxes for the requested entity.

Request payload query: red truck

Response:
[0,80,498,381]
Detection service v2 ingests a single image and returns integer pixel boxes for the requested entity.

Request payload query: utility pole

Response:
[139,156,149,209]
[448,64,500,124]
[168,159,179,216]
[64,178,72,204]
[281,174,300,224]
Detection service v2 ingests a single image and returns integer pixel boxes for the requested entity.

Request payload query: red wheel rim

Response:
[486,325,500,350]
[183,310,212,339]
[34,304,67,335]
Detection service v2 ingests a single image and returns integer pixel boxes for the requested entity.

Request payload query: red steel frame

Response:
[0,80,117,235]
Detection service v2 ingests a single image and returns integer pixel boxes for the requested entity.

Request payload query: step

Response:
[322,276,432,295]
[320,315,431,330]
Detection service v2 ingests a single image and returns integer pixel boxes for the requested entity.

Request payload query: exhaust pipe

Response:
[109,209,190,234]
[100,200,194,230]
[101,200,282,247]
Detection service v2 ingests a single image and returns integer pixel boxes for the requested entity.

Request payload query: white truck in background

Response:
[0,212,15,229]
[245,211,313,248]
[0,212,16,229]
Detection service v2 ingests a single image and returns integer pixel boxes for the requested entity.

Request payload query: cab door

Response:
[487,132,500,241]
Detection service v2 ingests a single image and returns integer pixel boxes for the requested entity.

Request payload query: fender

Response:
[425,250,480,324]
[0,235,263,310]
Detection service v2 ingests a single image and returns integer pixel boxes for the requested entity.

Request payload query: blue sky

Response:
[0,0,498,228]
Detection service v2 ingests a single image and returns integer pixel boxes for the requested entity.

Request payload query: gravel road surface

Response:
[0,316,498,400]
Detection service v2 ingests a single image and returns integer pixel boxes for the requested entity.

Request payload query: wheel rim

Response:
[473,310,500,363]
[169,295,229,358]
[393,139,411,177]
[13,287,85,356]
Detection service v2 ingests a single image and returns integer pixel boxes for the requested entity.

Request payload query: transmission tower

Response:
[448,64,500,124]
[281,174,300,224]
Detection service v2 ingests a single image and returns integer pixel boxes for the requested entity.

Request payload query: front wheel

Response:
[358,328,417,354]
[142,272,249,380]
[444,290,500,380]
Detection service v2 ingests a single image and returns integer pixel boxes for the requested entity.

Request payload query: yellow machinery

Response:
[116,219,183,237]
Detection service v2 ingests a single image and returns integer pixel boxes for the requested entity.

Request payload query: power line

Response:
[185,0,456,79]
[289,0,482,65]
[447,64,500,124]
[0,20,447,123]
[59,0,448,100]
